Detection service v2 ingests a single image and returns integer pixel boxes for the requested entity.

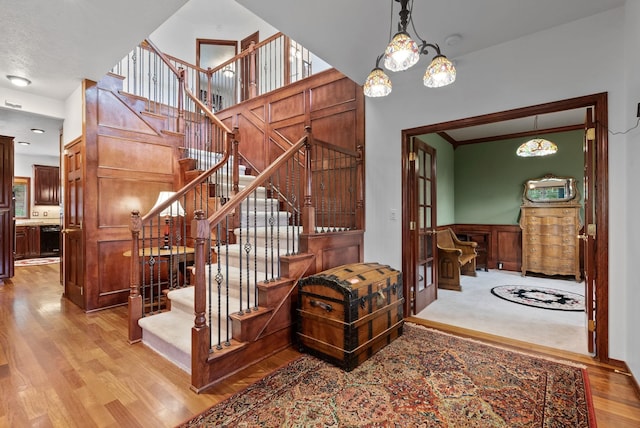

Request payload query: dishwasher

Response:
[40,225,61,256]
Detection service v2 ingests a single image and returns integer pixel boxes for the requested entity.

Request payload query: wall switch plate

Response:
[390,209,397,221]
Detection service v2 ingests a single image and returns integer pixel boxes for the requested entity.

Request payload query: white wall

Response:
[150,0,279,62]
[623,1,640,380]
[364,8,632,363]
[62,84,84,145]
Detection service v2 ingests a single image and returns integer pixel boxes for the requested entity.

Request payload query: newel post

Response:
[302,126,315,234]
[249,41,257,99]
[191,210,211,391]
[177,67,185,133]
[128,210,143,343]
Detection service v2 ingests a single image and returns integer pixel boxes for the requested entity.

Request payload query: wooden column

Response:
[191,210,211,391]
[128,210,143,343]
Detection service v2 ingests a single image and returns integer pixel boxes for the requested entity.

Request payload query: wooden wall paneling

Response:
[451,224,522,271]
[97,89,159,136]
[309,77,356,110]
[76,76,185,311]
[96,240,131,308]
[269,92,305,123]
[495,226,522,272]
[300,230,364,274]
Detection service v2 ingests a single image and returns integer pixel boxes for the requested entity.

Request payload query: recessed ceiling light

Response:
[18,141,31,146]
[30,128,45,134]
[6,75,31,87]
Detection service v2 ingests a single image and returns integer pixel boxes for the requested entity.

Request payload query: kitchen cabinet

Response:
[33,165,60,205]
[14,225,40,259]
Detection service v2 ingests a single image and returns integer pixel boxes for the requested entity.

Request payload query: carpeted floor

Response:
[415,270,588,354]
[178,323,595,427]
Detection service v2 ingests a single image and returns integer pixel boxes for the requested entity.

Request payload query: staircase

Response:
[137,152,301,373]
[118,38,365,392]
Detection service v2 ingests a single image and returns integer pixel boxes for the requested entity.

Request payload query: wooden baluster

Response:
[128,210,143,343]
[249,41,257,99]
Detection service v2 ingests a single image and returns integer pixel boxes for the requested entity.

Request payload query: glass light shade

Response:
[384,32,420,72]
[516,138,558,157]
[423,55,456,88]
[363,68,392,97]
[152,191,185,216]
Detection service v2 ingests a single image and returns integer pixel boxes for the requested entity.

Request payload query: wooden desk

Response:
[456,232,489,272]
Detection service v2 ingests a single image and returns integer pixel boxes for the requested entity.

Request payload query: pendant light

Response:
[363,0,457,98]
[516,116,558,157]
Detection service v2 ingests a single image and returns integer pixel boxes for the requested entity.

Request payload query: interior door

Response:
[582,107,597,354]
[63,139,84,309]
[411,137,438,314]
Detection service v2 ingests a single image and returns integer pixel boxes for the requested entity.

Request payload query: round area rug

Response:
[491,285,585,311]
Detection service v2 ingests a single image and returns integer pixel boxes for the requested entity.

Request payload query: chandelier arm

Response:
[419,42,442,57]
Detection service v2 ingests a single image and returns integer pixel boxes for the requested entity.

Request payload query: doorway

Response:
[401,93,609,362]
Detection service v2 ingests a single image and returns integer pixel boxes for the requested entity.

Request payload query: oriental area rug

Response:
[491,285,585,312]
[178,323,596,427]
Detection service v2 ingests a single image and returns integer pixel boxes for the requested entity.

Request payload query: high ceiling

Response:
[0,0,625,156]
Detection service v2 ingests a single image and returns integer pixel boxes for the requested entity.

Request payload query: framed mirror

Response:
[13,176,30,218]
[523,175,578,204]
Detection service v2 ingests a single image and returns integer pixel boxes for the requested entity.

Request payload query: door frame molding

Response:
[400,92,609,362]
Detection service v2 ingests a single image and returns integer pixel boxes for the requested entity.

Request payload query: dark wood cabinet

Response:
[33,165,60,206]
[14,225,40,259]
[1,135,14,282]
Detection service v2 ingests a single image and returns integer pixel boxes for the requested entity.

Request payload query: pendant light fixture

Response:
[516,116,558,157]
[363,0,457,98]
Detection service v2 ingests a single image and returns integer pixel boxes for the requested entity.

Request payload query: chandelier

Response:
[363,0,457,98]
[516,116,558,157]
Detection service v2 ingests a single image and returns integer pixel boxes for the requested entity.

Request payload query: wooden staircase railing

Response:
[117,36,364,391]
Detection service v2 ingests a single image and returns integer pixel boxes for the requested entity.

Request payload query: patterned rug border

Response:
[491,284,585,312]
[178,322,596,427]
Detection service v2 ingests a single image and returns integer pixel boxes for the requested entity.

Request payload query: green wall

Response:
[453,130,584,224]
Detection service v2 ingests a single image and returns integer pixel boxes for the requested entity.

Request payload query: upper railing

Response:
[112,33,319,124]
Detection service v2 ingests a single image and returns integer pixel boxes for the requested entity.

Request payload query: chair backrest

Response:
[437,229,455,249]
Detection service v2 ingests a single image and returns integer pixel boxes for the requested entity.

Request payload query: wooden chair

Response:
[436,228,478,291]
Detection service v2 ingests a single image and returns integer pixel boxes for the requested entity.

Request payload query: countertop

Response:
[15,219,61,226]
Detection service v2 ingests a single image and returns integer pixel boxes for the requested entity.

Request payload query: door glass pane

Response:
[425,207,431,228]
[426,234,433,258]
[418,237,424,260]
[426,261,433,286]
[424,152,431,178]
[417,264,425,291]
[419,207,425,229]
[418,177,425,204]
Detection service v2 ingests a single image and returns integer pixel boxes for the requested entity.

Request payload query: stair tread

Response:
[138,311,193,354]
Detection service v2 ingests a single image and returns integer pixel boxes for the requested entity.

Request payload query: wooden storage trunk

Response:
[297,262,404,371]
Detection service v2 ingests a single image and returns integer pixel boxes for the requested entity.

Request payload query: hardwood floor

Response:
[0,263,639,427]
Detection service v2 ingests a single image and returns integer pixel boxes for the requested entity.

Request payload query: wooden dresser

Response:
[519,175,582,281]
